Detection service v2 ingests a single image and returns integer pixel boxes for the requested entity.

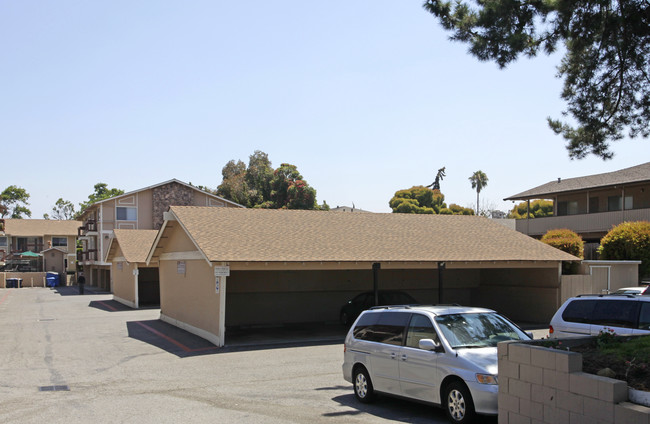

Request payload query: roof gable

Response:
[157,206,578,263]
[108,229,159,263]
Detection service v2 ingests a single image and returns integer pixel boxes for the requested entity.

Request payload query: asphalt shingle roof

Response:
[167,206,578,263]
[3,219,81,237]
[112,229,159,263]
[505,162,650,200]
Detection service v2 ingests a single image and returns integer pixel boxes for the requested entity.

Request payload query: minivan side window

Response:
[563,299,640,328]
[405,314,439,349]
[352,311,410,345]
[639,303,650,331]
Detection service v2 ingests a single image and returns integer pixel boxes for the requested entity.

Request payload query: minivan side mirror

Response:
[419,338,442,352]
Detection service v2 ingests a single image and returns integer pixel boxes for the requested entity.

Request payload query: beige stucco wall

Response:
[112,245,137,307]
[158,224,221,342]
[160,259,220,339]
[1,272,47,288]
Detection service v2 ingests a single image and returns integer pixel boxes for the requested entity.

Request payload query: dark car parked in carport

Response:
[339,290,419,325]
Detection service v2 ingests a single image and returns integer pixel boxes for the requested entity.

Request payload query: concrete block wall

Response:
[498,341,650,424]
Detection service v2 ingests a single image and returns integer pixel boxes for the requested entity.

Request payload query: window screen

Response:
[116,207,137,221]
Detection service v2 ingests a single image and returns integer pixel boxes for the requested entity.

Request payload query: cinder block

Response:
[583,396,614,422]
[569,372,599,398]
[500,393,520,414]
[499,376,510,394]
[509,411,532,424]
[510,379,532,400]
[499,408,509,424]
[521,399,544,420]
[501,360,520,379]
[543,369,557,388]
[556,351,582,373]
[597,376,628,403]
[614,402,650,424]
[556,390,584,414]
[530,346,557,370]
[556,408,570,424]
[569,411,584,424]
[543,404,556,424]
[510,344,532,365]
[532,383,556,407]
[555,370,570,391]
[521,364,544,384]
[498,341,512,359]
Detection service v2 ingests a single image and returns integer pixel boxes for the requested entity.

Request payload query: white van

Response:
[549,294,650,338]
[342,305,531,424]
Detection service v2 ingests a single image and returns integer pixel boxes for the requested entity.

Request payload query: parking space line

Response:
[134,321,218,353]
[96,301,118,312]
[0,291,10,306]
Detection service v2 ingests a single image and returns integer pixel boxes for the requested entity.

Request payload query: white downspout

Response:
[134,264,139,309]
[590,265,612,293]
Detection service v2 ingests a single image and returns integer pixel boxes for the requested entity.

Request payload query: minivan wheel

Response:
[443,381,475,424]
[353,367,375,403]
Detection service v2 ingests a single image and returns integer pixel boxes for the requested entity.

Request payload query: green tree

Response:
[390,186,447,214]
[1,185,32,219]
[426,167,446,190]
[508,200,554,219]
[468,170,488,215]
[45,198,76,220]
[217,159,249,206]
[262,163,318,209]
[78,183,124,217]
[244,150,274,207]
[541,229,584,259]
[423,1,650,159]
[598,221,650,279]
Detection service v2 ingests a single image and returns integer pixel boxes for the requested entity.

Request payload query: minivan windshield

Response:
[435,313,529,348]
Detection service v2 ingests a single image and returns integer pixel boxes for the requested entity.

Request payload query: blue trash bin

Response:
[46,273,59,288]
[6,278,18,288]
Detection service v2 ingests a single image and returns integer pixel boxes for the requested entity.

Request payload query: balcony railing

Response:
[77,249,98,262]
[78,219,97,236]
[515,208,650,237]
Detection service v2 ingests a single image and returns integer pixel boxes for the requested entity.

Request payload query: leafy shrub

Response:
[598,221,650,279]
[541,228,584,259]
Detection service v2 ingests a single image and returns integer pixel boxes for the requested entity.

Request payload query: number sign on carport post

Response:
[372,263,380,306]
[214,266,230,294]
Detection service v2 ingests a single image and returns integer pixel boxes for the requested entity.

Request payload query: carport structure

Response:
[147,206,578,346]
[106,229,160,309]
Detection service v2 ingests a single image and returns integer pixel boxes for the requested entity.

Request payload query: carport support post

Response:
[372,263,380,306]
[438,262,445,304]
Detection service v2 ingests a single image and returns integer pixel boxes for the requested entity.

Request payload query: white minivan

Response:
[549,294,650,338]
[342,305,531,424]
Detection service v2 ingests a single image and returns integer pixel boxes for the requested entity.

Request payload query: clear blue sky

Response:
[2,1,647,218]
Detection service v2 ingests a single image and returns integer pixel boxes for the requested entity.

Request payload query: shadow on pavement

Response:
[52,286,111,296]
[126,320,348,357]
[328,392,497,423]
[88,299,134,312]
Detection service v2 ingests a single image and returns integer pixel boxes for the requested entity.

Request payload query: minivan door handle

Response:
[400,354,407,361]
[390,352,397,360]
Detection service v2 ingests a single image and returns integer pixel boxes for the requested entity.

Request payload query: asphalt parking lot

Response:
[0,288,536,423]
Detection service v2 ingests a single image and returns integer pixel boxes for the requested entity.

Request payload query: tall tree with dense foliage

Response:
[1,185,32,219]
[598,221,650,278]
[77,183,124,217]
[217,151,325,210]
[423,1,650,159]
[468,170,488,215]
[390,186,474,215]
[44,198,76,220]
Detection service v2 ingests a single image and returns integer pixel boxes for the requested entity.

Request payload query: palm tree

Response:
[469,171,488,215]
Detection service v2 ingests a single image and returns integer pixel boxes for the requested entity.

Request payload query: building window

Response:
[116,207,137,221]
[608,196,622,211]
[52,237,67,247]
[589,197,599,213]
[625,196,633,210]
[557,200,579,216]
[0,237,6,247]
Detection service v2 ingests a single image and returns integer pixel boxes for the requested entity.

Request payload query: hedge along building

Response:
[146,206,578,346]
[105,229,159,309]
